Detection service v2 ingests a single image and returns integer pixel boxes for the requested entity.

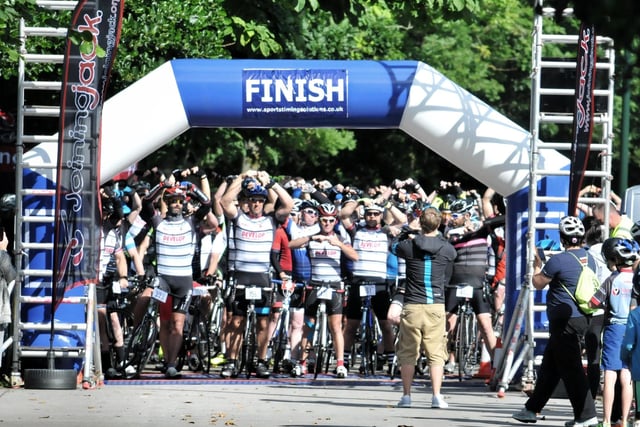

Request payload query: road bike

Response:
[102,276,145,377]
[176,285,212,373]
[355,281,382,377]
[306,281,340,379]
[454,284,480,380]
[122,277,166,379]
[236,281,274,378]
[268,278,303,375]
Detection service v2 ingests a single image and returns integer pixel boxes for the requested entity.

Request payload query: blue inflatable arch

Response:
[25,59,573,344]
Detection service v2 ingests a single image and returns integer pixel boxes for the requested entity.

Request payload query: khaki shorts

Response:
[396,303,448,367]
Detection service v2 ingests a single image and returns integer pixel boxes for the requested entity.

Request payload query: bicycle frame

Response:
[357,282,379,377]
[236,282,273,378]
[454,284,479,381]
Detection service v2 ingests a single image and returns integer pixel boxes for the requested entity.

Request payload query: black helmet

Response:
[602,237,639,266]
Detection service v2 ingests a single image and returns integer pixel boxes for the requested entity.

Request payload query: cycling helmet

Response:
[163,186,187,201]
[299,199,319,210]
[364,204,384,213]
[602,237,639,266]
[241,180,268,198]
[559,215,585,237]
[291,198,303,214]
[449,198,474,214]
[0,193,15,215]
[317,203,337,217]
[632,220,640,244]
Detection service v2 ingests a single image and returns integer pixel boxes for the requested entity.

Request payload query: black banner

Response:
[568,23,597,216]
[52,0,125,312]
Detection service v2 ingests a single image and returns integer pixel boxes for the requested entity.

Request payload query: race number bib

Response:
[152,287,169,303]
[245,286,262,300]
[317,287,333,300]
[112,281,122,294]
[359,284,376,297]
[455,285,473,299]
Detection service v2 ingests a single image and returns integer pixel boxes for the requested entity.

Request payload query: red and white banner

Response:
[568,23,597,216]
[52,0,125,312]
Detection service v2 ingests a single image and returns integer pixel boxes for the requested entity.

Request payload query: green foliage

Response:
[1,0,639,191]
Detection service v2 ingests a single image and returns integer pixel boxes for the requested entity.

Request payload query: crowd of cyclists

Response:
[97,165,508,382]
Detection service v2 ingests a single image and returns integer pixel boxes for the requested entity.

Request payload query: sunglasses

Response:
[248,197,266,203]
[320,217,336,224]
[303,209,318,216]
[365,211,381,216]
[451,213,464,220]
[166,198,184,205]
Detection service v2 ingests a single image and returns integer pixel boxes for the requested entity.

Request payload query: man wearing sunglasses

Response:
[443,198,497,375]
[138,182,213,378]
[219,171,293,379]
[340,200,399,374]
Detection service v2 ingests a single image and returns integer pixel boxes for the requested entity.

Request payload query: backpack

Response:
[560,251,600,316]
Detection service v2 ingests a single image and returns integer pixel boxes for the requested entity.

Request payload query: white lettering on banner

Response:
[245,77,345,103]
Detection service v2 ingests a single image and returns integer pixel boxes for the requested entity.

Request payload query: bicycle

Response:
[235,281,274,379]
[102,276,145,377]
[175,285,212,373]
[206,276,228,361]
[121,277,167,379]
[354,281,382,377]
[268,278,303,375]
[306,281,339,379]
[453,283,480,381]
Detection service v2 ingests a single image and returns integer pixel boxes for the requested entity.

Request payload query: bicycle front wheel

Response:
[239,312,257,379]
[313,311,327,379]
[124,316,157,378]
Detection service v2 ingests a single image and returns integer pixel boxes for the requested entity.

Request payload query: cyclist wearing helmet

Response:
[289,202,358,378]
[219,170,293,379]
[137,180,213,379]
[339,199,401,374]
[590,238,639,427]
[443,197,497,374]
[281,196,332,376]
[513,215,597,425]
[97,196,130,378]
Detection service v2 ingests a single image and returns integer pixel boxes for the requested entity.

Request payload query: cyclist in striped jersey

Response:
[138,182,213,378]
[289,203,358,378]
[340,200,399,373]
[219,171,293,378]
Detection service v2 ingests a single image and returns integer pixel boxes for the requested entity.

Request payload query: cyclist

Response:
[285,198,327,375]
[289,203,358,378]
[219,171,293,378]
[391,206,456,408]
[340,199,399,373]
[97,196,130,378]
[444,198,497,373]
[138,182,213,378]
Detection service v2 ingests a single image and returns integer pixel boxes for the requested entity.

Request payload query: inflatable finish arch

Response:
[24,59,572,348]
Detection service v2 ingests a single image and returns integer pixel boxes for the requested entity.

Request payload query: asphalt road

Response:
[0,371,595,427]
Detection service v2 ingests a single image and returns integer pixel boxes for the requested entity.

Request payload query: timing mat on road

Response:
[104,371,483,387]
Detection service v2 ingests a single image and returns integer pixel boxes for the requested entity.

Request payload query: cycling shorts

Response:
[444,286,492,315]
[345,280,390,321]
